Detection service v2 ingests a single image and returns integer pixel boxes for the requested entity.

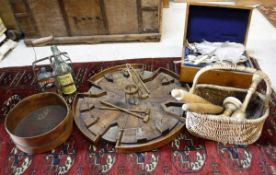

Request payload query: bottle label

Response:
[57,73,76,94]
[38,78,55,90]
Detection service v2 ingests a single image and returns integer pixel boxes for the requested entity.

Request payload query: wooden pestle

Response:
[171,89,211,104]
[222,96,242,117]
[231,73,263,120]
[182,103,223,114]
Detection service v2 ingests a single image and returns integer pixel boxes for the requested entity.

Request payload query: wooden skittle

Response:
[171,89,211,104]
[182,103,223,114]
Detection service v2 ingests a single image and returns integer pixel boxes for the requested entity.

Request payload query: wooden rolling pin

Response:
[171,89,211,104]
[182,103,223,114]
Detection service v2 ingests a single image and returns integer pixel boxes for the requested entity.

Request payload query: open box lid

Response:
[183,3,253,46]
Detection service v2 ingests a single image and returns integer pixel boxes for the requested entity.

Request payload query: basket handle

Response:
[190,64,272,107]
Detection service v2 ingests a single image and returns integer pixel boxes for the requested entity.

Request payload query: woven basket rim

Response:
[194,84,261,94]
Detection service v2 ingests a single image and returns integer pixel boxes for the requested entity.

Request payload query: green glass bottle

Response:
[51,45,77,95]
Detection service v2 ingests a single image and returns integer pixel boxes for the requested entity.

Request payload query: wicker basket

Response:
[185,64,272,145]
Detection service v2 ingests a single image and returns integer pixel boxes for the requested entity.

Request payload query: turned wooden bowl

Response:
[5,92,73,153]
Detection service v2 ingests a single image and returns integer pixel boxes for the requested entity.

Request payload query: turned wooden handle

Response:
[240,73,262,113]
[171,89,211,104]
[231,72,265,120]
[100,100,149,122]
[182,103,223,114]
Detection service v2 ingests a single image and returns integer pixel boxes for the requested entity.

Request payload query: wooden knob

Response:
[222,97,242,117]
[171,89,211,104]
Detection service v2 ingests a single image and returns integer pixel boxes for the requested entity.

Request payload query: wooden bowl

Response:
[5,92,73,153]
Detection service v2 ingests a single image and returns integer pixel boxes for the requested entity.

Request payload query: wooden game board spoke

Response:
[99,100,150,122]
[98,106,149,114]
[161,101,186,123]
[79,104,95,113]
[78,91,107,98]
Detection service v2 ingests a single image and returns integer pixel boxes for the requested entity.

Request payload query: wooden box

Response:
[9,0,162,46]
[180,3,254,88]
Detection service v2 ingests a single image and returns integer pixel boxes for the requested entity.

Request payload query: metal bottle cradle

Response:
[32,51,75,94]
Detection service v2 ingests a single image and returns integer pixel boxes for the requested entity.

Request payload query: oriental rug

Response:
[0,58,276,175]
[258,6,276,28]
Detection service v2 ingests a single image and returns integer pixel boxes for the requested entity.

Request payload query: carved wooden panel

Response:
[104,0,139,34]
[141,0,160,33]
[9,0,162,45]
[142,0,159,7]
[63,0,105,36]
[142,11,159,33]
[27,0,67,37]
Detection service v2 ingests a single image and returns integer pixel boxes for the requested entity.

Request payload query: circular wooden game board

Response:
[72,64,186,153]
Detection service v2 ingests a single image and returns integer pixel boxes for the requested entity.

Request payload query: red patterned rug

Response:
[0,58,276,175]
[258,6,276,28]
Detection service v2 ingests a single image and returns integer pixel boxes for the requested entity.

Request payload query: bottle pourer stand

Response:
[31,37,73,94]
